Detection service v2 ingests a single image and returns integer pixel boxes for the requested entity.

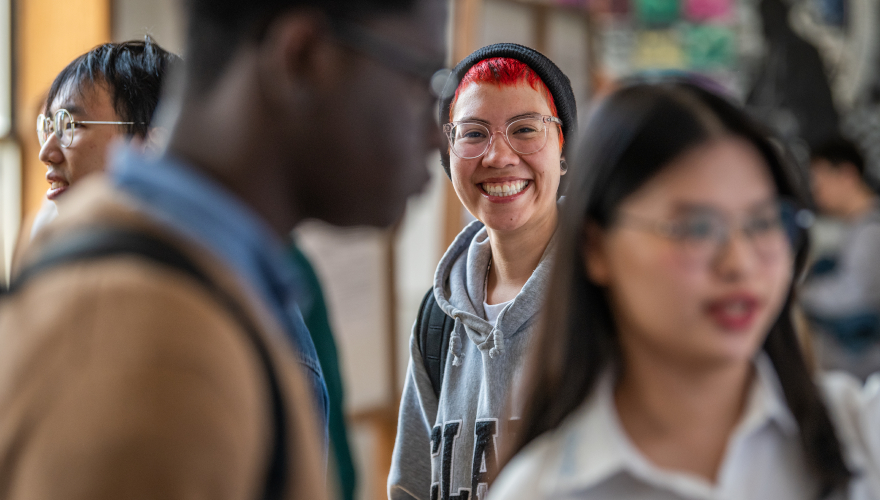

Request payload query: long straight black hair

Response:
[504,82,852,495]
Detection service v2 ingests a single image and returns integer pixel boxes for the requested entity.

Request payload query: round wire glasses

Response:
[615,199,813,266]
[37,109,139,148]
[444,115,563,159]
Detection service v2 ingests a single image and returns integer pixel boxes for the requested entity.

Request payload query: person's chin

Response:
[481,211,529,233]
[46,184,69,201]
[327,201,406,229]
[707,329,766,364]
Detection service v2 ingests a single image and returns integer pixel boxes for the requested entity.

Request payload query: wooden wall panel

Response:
[15,0,111,223]
[441,0,482,254]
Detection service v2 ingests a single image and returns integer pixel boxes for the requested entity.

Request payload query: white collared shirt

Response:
[490,356,880,500]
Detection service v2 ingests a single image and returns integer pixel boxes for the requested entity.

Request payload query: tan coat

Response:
[0,178,327,500]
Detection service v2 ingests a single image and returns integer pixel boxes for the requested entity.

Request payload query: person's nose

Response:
[481,131,519,168]
[713,228,759,280]
[39,134,64,166]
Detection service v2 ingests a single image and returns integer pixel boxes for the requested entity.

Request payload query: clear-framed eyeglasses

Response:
[37,109,141,148]
[443,115,563,160]
[614,199,814,266]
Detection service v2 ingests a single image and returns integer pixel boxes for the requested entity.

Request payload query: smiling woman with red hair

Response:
[388,44,577,500]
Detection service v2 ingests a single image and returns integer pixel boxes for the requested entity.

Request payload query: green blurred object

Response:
[288,243,357,500]
[683,24,736,70]
[635,0,681,25]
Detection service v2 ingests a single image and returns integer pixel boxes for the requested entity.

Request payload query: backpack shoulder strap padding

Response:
[415,287,455,399]
[7,227,287,500]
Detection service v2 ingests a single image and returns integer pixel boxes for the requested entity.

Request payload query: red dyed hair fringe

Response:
[450,57,562,146]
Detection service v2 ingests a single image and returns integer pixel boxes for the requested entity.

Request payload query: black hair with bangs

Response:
[44,36,180,138]
[506,82,852,498]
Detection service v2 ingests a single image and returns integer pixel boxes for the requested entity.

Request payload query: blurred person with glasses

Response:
[801,137,880,381]
[389,44,577,500]
[0,0,448,499]
[489,82,879,499]
[613,200,808,268]
[27,37,179,239]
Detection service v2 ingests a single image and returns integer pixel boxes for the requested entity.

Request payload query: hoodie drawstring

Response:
[488,329,505,359]
[451,324,506,365]
[450,325,464,366]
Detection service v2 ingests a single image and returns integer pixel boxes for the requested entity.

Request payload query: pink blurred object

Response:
[684,0,732,20]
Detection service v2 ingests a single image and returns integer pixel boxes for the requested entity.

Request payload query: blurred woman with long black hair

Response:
[490,82,879,499]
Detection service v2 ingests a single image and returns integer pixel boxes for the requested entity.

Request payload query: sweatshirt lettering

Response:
[471,419,498,499]
[431,418,520,500]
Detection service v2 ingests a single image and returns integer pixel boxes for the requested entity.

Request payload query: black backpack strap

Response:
[8,227,287,500]
[415,287,454,399]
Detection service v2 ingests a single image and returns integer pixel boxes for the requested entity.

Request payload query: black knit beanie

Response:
[438,43,578,178]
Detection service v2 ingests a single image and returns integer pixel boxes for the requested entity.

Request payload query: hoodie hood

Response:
[433,218,557,365]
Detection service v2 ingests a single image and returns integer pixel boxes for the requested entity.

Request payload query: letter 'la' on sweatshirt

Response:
[388,216,556,500]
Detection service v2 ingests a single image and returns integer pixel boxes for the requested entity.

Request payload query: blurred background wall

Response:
[0,0,15,282]
[1,0,879,498]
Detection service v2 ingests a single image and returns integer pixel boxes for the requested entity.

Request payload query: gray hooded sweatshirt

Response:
[388,219,556,500]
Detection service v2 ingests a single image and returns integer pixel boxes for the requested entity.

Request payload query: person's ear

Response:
[583,221,610,286]
[140,126,168,153]
[255,11,332,110]
[840,162,863,186]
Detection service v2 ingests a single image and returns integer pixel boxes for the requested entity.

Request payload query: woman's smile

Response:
[479,178,531,201]
[703,291,763,332]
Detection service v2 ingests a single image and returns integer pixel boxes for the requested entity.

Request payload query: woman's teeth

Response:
[50,182,67,189]
[482,180,529,197]
[722,301,750,318]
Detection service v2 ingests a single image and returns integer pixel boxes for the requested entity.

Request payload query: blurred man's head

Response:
[170,0,447,230]
[810,137,874,218]
[38,38,180,200]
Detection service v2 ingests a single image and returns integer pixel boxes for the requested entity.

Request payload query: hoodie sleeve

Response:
[388,331,440,500]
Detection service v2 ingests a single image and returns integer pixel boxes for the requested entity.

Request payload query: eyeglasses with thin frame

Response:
[329,18,450,98]
[614,200,813,265]
[37,109,142,148]
[443,115,563,160]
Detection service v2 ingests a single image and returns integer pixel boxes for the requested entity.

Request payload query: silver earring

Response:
[560,159,568,174]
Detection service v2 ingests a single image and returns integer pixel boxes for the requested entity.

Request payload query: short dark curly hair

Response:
[182,0,416,93]
[44,36,181,138]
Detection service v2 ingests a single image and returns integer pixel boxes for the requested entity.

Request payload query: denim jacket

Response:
[112,147,329,440]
